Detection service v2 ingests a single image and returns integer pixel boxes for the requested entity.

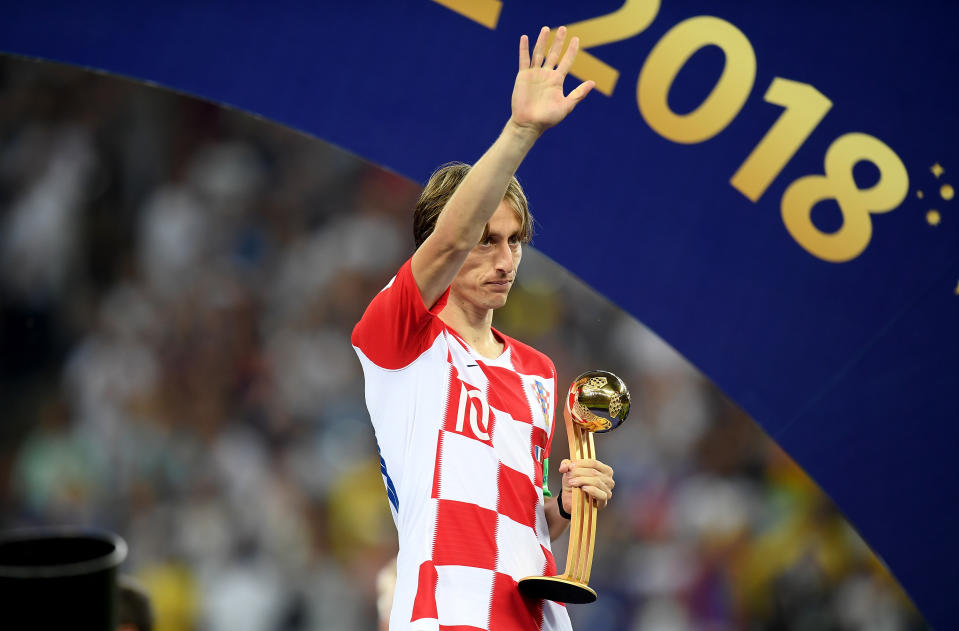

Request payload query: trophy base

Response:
[518,575,597,604]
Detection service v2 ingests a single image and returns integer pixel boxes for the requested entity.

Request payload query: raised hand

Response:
[511,26,595,134]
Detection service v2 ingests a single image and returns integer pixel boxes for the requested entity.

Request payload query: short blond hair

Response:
[413,162,533,249]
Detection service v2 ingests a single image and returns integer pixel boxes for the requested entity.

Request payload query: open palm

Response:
[511,26,595,132]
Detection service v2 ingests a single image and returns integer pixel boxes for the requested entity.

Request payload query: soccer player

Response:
[352,26,615,630]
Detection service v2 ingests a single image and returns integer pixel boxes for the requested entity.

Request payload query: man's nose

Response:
[494,241,514,273]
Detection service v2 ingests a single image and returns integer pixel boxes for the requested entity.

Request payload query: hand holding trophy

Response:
[519,370,630,604]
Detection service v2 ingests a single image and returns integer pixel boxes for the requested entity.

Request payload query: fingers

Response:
[528,26,570,70]
[563,458,615,503]
[531,26,549,67]
[568,475,614,496]
[580,485,612,503]
[567,458,614,476]
[556,34,579,75]
[544,26,567,69]
[566,80,596,108]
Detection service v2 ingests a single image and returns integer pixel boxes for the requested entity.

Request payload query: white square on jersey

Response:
[494,512,548,582]
[490,409,535,482]
[409,618,438,631]
[434,565,494,628]
[437,430,499,512]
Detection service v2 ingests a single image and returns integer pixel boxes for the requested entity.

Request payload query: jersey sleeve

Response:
[351,257,451,370]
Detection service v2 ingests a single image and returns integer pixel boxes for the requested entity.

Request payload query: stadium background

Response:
[0,56,928,630]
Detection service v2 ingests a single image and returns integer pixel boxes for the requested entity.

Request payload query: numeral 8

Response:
[781,133,909,262]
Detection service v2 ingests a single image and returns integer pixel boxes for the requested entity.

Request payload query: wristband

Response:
[557,495,572,520]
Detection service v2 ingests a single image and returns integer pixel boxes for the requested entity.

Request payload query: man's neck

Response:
[438,300,504,359]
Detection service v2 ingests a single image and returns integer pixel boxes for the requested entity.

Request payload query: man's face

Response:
[450,200,523,312]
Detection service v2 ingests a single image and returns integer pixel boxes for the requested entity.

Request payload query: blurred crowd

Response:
[0,56,928,630]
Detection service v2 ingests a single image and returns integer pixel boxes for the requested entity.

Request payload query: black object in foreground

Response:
[0,527,128,629]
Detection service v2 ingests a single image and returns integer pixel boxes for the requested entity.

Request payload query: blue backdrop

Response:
[2,1,956,626]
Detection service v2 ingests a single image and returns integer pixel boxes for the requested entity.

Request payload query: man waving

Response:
[353,26,615,630]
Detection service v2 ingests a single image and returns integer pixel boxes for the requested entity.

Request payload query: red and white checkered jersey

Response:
[352,258,572,631]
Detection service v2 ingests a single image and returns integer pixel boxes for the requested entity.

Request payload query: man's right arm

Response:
[411,26,594,307]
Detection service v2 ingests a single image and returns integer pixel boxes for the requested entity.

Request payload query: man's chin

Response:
[488,294,510,310]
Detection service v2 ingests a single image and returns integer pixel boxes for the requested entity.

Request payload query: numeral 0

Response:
[637,16,756,144]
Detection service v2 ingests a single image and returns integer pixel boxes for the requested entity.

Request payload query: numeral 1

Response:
[730,78,833,202]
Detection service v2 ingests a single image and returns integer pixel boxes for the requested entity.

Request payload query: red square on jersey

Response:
[486,366,534,426]
[497,463,539,529]
[488,571,543,631]
[411,560,439,621]
[433,500,498,570]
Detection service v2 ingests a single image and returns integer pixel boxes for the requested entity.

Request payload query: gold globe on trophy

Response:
[519,370,630,604]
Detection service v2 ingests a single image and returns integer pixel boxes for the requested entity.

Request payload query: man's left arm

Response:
[545,458,616,541]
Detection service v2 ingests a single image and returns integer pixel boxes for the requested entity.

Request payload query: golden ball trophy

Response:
[519,370,630,604]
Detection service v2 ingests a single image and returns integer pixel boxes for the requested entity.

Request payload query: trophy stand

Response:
[518,371,629,605]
